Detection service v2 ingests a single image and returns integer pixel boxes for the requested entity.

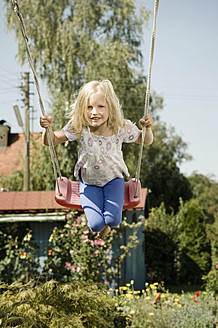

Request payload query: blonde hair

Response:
[67,80,125,135]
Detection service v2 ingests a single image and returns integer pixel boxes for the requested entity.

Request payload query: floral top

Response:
[62,119,140,186]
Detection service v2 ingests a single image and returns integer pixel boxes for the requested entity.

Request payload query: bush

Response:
[0,230,39,284]
[144,200,212,285]
[43,212,115,284]
[0,280,127,328]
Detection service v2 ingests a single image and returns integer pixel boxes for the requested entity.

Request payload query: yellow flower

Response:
[126,283,131,287]
[129,311,135,315]
[148,312,154,316]
[145,296,150,300]
[177,304,182,308]
[130,280,134,284]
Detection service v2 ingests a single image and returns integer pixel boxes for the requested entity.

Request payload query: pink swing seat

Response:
[55,177,141,210]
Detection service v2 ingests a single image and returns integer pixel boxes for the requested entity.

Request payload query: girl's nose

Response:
[91,107,98,114]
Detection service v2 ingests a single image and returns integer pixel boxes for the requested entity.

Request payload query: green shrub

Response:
[144,200,211,285]
[0,231,39,284]
[0,280,127,328]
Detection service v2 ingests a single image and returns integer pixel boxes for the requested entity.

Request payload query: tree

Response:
[177,199,211,284]
[188,173,218,223]
[124,122,192,212]
[144,200,211,285]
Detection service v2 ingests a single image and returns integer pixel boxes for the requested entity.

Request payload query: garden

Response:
[0,204,217,327]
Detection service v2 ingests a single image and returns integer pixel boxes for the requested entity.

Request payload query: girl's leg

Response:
[79,179,105,232]
[103,177,124,228]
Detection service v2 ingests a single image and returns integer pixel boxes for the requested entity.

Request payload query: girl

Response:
[40,80,154,238]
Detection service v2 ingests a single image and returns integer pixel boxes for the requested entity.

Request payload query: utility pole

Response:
[23,72,30,191]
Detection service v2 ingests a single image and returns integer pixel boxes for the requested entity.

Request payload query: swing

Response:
[55,177,141,210]
[12,0,159,210]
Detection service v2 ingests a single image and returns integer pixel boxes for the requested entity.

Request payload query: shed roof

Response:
[0,188,147,215]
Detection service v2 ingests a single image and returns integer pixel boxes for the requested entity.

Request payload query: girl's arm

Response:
[135,114,154,145]
[40,115,68,146]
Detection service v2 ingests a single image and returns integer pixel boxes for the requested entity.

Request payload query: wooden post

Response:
[23,72,30,191]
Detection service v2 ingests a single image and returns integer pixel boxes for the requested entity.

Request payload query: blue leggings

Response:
[79,175,124,232]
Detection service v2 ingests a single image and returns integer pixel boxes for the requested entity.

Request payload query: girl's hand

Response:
[40,115,53,128]
[139,114,154,129]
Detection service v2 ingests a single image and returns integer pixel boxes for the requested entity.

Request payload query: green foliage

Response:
[177,199,211,283]
[202,263,218,296]
[144,200,211,285]
[188,173,218,223]
[0,169,24,191]
[138,124,192,212]
[43,211,144,286]
[43,212,115,284]
[0,231,39,284]
[0,280,127,328]
[144,203,177,284]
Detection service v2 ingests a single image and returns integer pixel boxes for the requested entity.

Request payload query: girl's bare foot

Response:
[97,224,111,239]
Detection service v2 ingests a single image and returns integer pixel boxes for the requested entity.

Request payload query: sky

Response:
[0,0,218,181]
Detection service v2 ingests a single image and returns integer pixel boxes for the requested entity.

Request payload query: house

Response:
[0,121,149,290]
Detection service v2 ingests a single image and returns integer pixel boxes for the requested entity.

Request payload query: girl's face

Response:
[87,93,109,131]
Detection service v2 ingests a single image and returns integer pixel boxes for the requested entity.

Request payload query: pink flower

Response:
[84,228,89,234]
[65,262,71,268]
[94,239,105,246]
[70,250,74,255]
[98,239,105,246]
[60,233,64,237]
[94,250,100,256]
[81,234,87,240]
[54,227,57,230]
[77,265,81,272]
[90,240,94,246]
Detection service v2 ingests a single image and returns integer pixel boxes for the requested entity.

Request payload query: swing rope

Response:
[135,0,159,196]
[12,0,62,195]
[12,0,159,198]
